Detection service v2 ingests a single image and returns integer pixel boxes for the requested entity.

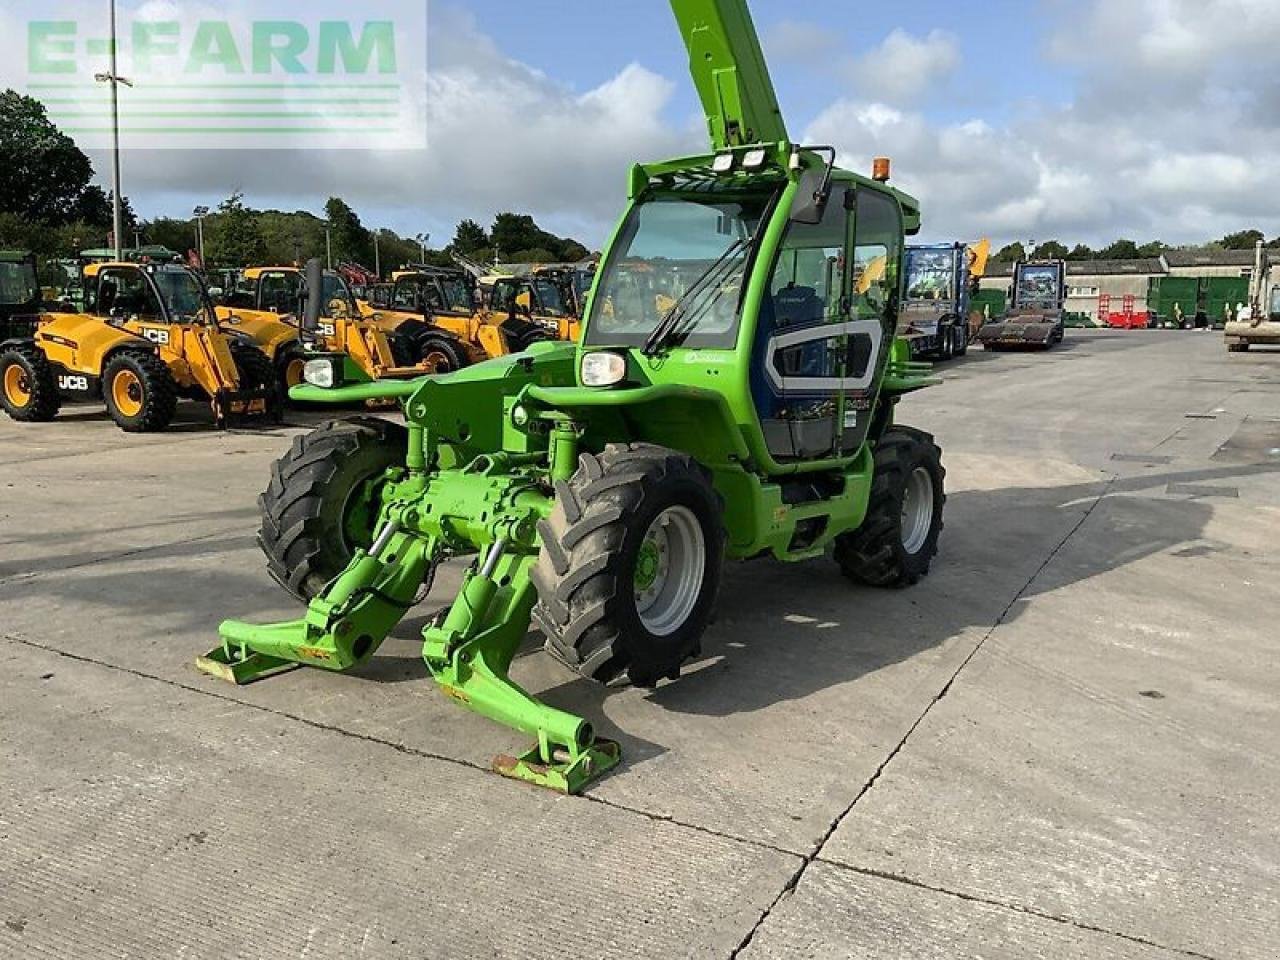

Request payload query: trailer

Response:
[974,260,1067,350]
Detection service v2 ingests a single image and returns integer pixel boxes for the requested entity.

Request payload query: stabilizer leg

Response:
[422,540,621,794]
[198,520,436,685]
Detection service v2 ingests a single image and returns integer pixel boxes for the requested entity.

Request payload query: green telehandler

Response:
[201,0,943,794]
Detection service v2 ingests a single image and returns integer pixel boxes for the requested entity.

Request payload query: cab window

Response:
[259,273,299,313]
[97,269,162,322]
[851,189,903,331]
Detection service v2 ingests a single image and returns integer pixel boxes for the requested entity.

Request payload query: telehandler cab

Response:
[203,0,943,794]
[0,251,40,338]
[1,261,279,432]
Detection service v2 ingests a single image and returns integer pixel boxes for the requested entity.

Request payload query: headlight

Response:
[581,351,627,387]
[303,357,340,388]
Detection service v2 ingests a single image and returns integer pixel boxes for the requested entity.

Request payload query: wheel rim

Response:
[340,474,383,554]
[901,466,935,555]
[423,349,454,373]
[111,369,144,417]
[285,358,306,387]
[634,505,706,637]
[3,365,31,406]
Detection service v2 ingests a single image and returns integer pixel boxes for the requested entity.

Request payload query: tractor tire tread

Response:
[0,343,60,422]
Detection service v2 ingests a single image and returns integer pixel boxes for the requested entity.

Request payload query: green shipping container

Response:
[1148,276,1199,327]
[971,288,1007,319]
[1203,276,1249,324]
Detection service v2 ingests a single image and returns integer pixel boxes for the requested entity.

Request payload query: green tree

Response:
[1098,239,1138,259]
[450,219,490,256]
[0,90,97,225]
[203,192,267,268]
[142,217,199,257]
[1066,244,1096,261]
[1135,240,1167,258]
[1031,240,1069,260]
[993,242,1026,263]
[325,196,373,266]
[1216,229,1264,250]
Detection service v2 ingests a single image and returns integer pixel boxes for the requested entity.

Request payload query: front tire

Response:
[258,417,409,602]
[274,342,309,398]
[835,427,945,588]
[0,344,60,422]
[103,351,177,433]
[532,443,725,687]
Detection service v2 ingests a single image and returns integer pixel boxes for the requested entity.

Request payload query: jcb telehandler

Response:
[216,265,469,390]
[1,262,279,431]
[365,266,552,369]
[203,0,943,794]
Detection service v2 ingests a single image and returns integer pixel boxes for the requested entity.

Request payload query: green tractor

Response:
[202,0,943,794]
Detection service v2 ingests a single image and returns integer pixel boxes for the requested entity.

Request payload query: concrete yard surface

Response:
[1,331,1277,959]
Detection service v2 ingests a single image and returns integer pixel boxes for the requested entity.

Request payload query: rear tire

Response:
[1227,342,1249,353]
[0,344,59,422]
[532,443,725,687]
[835,427,945,588]
[258,417,409,602]
[395,321,470,373]
[232,344,284,422]
[954,322,968,357]
[103,351,177,433]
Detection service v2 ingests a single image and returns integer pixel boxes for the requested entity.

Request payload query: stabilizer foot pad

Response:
[493,739,621,795]
[196,647,300,685]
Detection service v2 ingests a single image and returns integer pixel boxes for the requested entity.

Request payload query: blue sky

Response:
[462,0,1073,132]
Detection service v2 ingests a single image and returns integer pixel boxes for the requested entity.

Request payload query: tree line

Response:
[993,230,1280,264]
[0,89,590,277]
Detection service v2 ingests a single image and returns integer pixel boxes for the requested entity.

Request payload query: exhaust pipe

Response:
[302,257,324,343]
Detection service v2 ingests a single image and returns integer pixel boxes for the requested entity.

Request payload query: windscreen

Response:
[531,278,569,317]
[0,260,38,306]
[585,190,776,349]
[1016,265,1062,308]
[153,268,213,323]
[904,249,955,303]
[439,277,473,313]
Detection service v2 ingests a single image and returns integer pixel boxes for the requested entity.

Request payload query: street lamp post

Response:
[94,0,132,263]
[193,206,209,267]
[417,233,430,263]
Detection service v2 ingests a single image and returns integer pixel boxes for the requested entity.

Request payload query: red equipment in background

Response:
[1101,293,1150,329]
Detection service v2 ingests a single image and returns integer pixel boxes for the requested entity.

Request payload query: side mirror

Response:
[790,165,833,225]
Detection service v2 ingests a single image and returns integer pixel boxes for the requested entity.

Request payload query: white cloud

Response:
[803,0,1280,247]
[850,29,960,105]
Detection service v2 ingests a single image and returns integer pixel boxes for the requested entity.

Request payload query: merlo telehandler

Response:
[202,0,944,794]
[0,262,279,431]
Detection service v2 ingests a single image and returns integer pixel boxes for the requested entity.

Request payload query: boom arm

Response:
[671,0,788,149]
